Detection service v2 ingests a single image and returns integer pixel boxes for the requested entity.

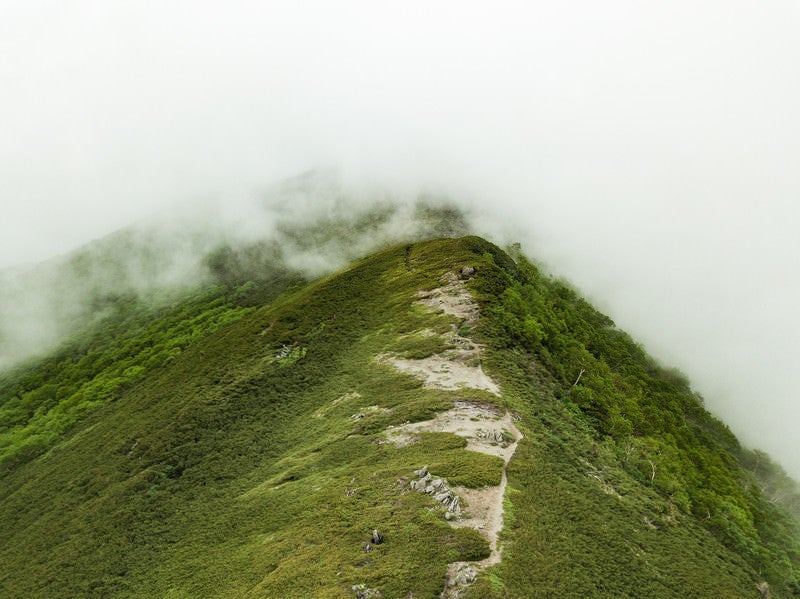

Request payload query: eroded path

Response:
[379,271,522,597]
[386,403,521,566]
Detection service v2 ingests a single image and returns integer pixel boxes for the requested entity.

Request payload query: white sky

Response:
[1,1,799,476]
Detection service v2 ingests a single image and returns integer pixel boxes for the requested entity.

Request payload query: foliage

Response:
[0,287,265,474]
[480,252,800,595]
[0,236,798,598]
[391,332,454,359]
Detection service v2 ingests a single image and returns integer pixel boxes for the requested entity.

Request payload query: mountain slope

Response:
[0,172,471,371]
[1,236,798,598]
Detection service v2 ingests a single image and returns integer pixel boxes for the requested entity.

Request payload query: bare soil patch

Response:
[380,272,523,596]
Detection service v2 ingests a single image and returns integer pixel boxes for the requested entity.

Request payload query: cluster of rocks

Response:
[410,465,462,519]
[476,428,507,445]
[449,563,478,586]
[351,583,382,598]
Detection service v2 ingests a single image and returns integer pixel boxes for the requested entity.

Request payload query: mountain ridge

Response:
[1,236,798,597]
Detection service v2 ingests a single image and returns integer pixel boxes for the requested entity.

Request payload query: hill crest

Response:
[1,236,798,597]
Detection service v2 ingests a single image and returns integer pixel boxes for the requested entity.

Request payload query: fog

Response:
[1,2,799,477]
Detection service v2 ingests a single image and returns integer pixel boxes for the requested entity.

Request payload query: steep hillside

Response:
[1,237,798,598]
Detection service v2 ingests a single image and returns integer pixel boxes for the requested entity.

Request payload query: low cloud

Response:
[1,1,799,478]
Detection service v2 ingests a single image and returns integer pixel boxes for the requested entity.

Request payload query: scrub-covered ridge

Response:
[1,236,798,597]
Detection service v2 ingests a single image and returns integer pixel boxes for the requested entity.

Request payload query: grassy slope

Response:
[0,237,797,598]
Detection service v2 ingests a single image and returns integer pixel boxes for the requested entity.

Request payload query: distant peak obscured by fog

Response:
[0,171,474,371]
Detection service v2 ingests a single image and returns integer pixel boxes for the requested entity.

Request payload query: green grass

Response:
[0,236,798,598]
[390,331,454,359]
[0,237,499,598]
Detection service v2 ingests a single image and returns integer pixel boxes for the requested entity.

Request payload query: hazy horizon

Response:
[2,1,799,479]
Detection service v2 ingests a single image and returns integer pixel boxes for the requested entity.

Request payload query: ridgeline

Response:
[1,236,798,597]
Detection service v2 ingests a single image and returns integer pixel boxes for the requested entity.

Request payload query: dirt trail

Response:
[381,271,498,396]
[386,402,521,567]
[382,354,500,395]
[379,271,522,597]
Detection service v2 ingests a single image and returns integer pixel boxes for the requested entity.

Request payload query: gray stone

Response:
[461,265,476,277]
[453,564,478,585]
[434,491,451,504]
[450,496,461,515]
[352,584,382,599]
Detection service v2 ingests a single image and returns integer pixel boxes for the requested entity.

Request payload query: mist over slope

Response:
[0,172,473,371]
[2,2,799,484]
[2,167,800,491]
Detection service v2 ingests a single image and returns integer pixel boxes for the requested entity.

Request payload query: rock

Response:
[434,490,451,504]
[453,564,478,585]
[361,542,371,553]
[352,584,382,598]
[453,498,462,515]
[350,413,365,420]
[431,478,443,489]
[445,511,454,521]
[477,428,507,444]
[372,529,384,545]
[461,265,476,277]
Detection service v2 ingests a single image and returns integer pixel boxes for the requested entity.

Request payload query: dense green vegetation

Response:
[478,250,800,594]
[0,285,266,475]
[0,235,798,597]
